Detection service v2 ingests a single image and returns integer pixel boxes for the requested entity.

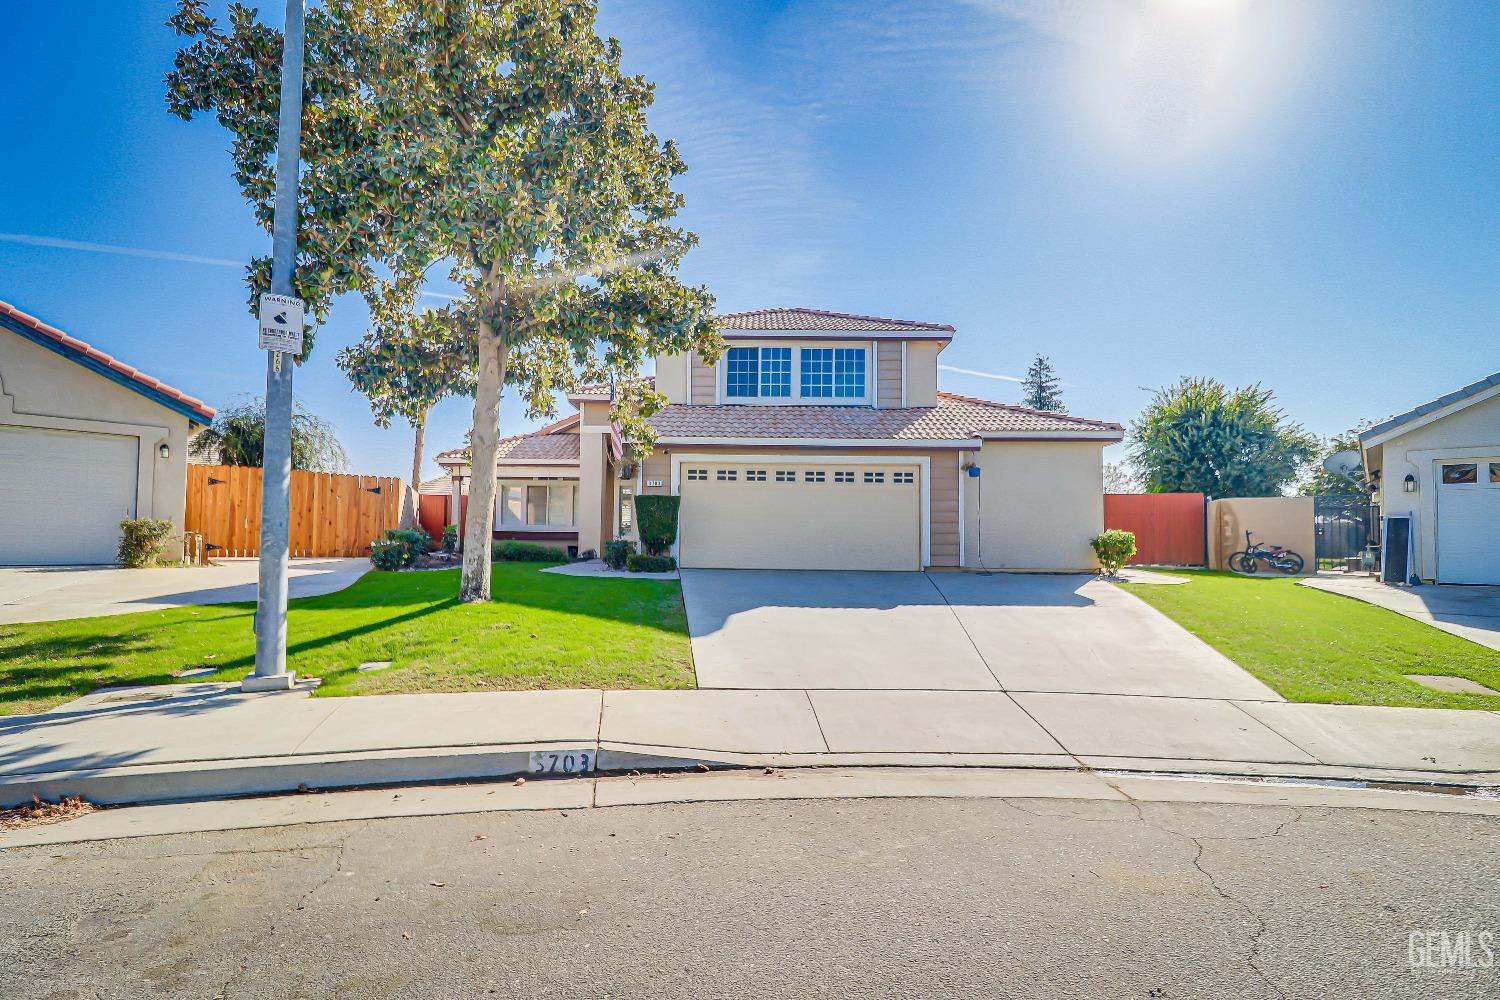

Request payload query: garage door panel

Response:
[680,462,920,571]
[0,426,138,565]
[1436,459,1500,585]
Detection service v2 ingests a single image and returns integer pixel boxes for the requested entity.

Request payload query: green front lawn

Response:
[1120,571,1500,709]
[0,562,695,717]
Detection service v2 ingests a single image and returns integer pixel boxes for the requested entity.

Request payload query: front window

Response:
[799,347,865,399]
[497,482,577,528]
[726,346,794,398]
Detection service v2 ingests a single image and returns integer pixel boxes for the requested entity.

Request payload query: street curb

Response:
[4,740,1498,808]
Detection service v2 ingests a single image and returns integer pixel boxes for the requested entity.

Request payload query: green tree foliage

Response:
[337,275,477,485]
[1130,378,1316,498]
[1021,355,1065,412]
[167,0,721,602]
[1299,427,1369,496]
[189,397,348,472]
[634,495,680,556]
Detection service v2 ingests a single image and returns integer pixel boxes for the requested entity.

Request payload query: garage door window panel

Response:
[1442,463,1478,485]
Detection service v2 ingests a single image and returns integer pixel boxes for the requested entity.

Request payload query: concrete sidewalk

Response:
[3,683,1498,807]
[1301,573,1500,651]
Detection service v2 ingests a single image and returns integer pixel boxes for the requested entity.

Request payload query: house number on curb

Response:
[529,749,595,774]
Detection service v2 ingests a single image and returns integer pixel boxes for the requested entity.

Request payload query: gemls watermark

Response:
[1408,929,1496,970]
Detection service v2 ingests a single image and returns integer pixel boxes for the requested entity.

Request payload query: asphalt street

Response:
[3,793,1496,999]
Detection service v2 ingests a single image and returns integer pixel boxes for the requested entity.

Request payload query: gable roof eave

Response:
[0,299,217,425]
[1358,372,1500,448]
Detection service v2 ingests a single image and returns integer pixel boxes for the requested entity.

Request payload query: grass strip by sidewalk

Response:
[1119,571,1500,710]
[0,562,694,717]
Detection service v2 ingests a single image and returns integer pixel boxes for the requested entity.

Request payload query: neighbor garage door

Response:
[0,425,138,565]
[678,461,920,571]
[1436,459,1500,584]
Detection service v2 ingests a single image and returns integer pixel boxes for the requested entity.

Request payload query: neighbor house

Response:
[436,308,1122,571]
[0,298,215,565]
[1360,371,1500,585]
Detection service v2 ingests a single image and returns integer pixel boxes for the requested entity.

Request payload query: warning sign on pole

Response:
[257,293,305,353]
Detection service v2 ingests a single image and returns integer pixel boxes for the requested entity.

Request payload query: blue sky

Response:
[2,1,1496,479]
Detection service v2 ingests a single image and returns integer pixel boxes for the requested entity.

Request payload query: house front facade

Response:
[1360,371,1500,585]
[438,308,1122,572]
[0,297,215,565]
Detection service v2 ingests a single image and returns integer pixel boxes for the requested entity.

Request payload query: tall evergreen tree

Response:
[1021,355,1066,412]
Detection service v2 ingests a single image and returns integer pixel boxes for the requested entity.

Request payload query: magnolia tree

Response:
[168,0,720,601]
[337,277,477,486]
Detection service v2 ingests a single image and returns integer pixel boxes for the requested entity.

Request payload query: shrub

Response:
[1090,529,1138,576]
[634,495,680,556]
[117,518,175,568]
[441,523,459,554]
[492,540,569,562]
[626,553,676,573]
[602,538,635,570]
[369,527,428,570]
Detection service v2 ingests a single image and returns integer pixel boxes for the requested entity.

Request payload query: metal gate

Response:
[1313,495,1377,568]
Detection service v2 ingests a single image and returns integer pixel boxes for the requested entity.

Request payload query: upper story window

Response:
[800,347,865,399]
[725,346,793,398]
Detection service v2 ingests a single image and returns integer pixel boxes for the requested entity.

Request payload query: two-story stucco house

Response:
[437,308,1123,572]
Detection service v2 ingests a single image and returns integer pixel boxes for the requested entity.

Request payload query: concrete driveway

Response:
[680,569,1281,700]
[0,558,369,625]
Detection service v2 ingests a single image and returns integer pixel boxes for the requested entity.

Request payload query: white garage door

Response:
[679,461,921,571]
[0,425,138,565]
[1436,459,1500,585]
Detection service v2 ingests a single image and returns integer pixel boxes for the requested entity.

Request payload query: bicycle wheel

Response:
[1273,552,1304,575]
[1228,552,1257,574]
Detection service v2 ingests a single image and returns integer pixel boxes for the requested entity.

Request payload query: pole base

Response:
[241,672,298,693]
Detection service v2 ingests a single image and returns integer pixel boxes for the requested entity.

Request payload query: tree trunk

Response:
[410,409,427,489]
[460,273,508,603]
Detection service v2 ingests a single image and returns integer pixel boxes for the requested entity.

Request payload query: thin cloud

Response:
[939,364,1023,383]
[0,232,243,268]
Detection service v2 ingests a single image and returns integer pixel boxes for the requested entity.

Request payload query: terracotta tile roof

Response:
[0,297,216,423]
[718,307,954,333]
[436,432,581,466]
[647,391,1122,442]
[570,376,655,398]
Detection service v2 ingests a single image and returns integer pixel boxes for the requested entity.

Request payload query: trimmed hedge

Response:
[370,527,429,570]
[117,518,175,568]
[602,538,635,570]
[634,495,680,556]
[492,540,569,563]
[626,553,677,573]
[1091,529,1137,576]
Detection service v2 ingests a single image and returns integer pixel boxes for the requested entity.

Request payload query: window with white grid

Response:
[804,470,826,483]
[863,471,885,484]
[686,468,707,482]
[716,469,737,481]
[775,470,795,482]
[746,469,767,482]
[893,471,915,484]
[834,470,855,483]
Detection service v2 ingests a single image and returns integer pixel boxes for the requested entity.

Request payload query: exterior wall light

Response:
[1403,473,1417,493]
[158,443,171,460]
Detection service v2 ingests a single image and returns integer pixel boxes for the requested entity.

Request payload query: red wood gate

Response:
[1104,493,1206,566]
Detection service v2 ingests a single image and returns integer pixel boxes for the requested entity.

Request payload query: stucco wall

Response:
[0,332,195,556]
[964,440,1104,571]
[905,342,940,407]
[654,352,690,404]
[1364,391,1500,581]
[1206,496,1315,573]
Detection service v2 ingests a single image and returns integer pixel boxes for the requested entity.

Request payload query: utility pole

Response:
[245,0,307,693]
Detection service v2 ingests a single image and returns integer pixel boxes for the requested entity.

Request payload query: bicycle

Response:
[1228,531,1305,575]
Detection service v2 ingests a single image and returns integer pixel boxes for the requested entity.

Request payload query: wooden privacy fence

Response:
[186,464,410,558]
[1103,492,1206,566]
